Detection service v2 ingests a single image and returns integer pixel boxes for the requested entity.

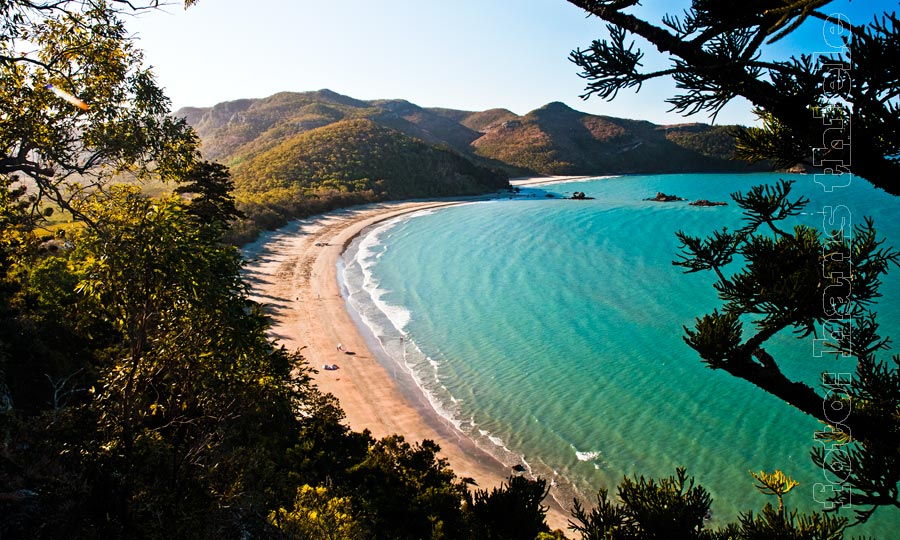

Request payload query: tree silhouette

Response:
[566,0,899,194]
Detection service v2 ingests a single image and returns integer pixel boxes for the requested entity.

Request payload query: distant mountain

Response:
[468,101,761,175]
[175,90,765,243]
[178,89,762,180]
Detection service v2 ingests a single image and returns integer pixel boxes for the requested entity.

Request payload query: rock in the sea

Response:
[689,199,728,207]
[645,191,686,202]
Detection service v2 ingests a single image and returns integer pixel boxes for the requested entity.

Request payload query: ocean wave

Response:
[355,218,412,331]
[344,215,538,479]
[575,450,603,462]
[342,201,610,511]
[344,218,471,438]
[396,336,467,433]
[350,207,446,332]
[575,449,604,470]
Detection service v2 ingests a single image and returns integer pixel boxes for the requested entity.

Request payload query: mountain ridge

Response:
[176,89,763,179]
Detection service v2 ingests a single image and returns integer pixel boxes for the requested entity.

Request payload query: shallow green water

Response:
[341,173,900,536]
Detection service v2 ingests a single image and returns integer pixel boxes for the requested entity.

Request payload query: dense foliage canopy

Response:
[0,2,554,538]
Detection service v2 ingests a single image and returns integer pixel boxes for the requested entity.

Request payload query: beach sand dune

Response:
[242,198,572,531]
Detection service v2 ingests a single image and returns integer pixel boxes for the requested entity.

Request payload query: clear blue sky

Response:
[125,0,882,126]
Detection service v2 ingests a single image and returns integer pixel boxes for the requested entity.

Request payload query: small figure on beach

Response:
[337,343,344,352]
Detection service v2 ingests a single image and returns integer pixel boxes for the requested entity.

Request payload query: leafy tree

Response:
[0,176,31,274]
[0,176,105,421]
[750,470,800,514]
[739,471,850,540]
[347,435,469,540]
[466,475,551,540]
[675,180,900,522]
[287,390,373,490]
[1,0,199,221]
[69,186,306,532]
[0,183,310,538]
[174,160,245,226]
[566,1,899,193]
[570,467,713,540]
[270,484,365,540]
[0,177,32,408]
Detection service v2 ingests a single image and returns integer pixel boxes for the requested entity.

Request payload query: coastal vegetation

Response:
[2,1,899,540]
[569,468,852,539]
[228,118,509,244]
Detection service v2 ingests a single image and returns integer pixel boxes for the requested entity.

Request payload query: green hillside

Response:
[227,118,508,243]
[458,108,520,132]
[369,100,482,150]
[175,90,768,242]
[235,118,506,198]
[189,91,379,162]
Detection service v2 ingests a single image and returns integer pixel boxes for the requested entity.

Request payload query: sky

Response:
[124,0,882,126]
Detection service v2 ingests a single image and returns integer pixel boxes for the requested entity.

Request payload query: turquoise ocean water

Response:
[340,173,900,536]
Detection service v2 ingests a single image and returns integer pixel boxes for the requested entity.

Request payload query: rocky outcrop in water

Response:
[645,192,686,202]
[689,199,728,207]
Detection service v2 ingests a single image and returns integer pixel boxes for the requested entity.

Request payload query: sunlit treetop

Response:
[0,0,201,223]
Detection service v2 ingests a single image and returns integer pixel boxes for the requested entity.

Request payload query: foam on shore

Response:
[340,204,590,514]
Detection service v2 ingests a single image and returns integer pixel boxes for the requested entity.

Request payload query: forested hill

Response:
[178,89,763,178]
[232,118,507,199]
[176,90,763,242]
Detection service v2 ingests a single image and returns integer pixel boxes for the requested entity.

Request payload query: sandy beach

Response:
[510,175,598,187]
[241,187,590,531]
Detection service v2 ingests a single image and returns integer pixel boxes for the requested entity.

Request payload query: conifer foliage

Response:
[569,468,852,540]
[676,180,900,523]
[567,0,900,193]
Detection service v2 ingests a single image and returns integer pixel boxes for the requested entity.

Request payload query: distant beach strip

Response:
[509,175,610,187]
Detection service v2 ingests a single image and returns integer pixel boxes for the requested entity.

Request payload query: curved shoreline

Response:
[241,195,576,530]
